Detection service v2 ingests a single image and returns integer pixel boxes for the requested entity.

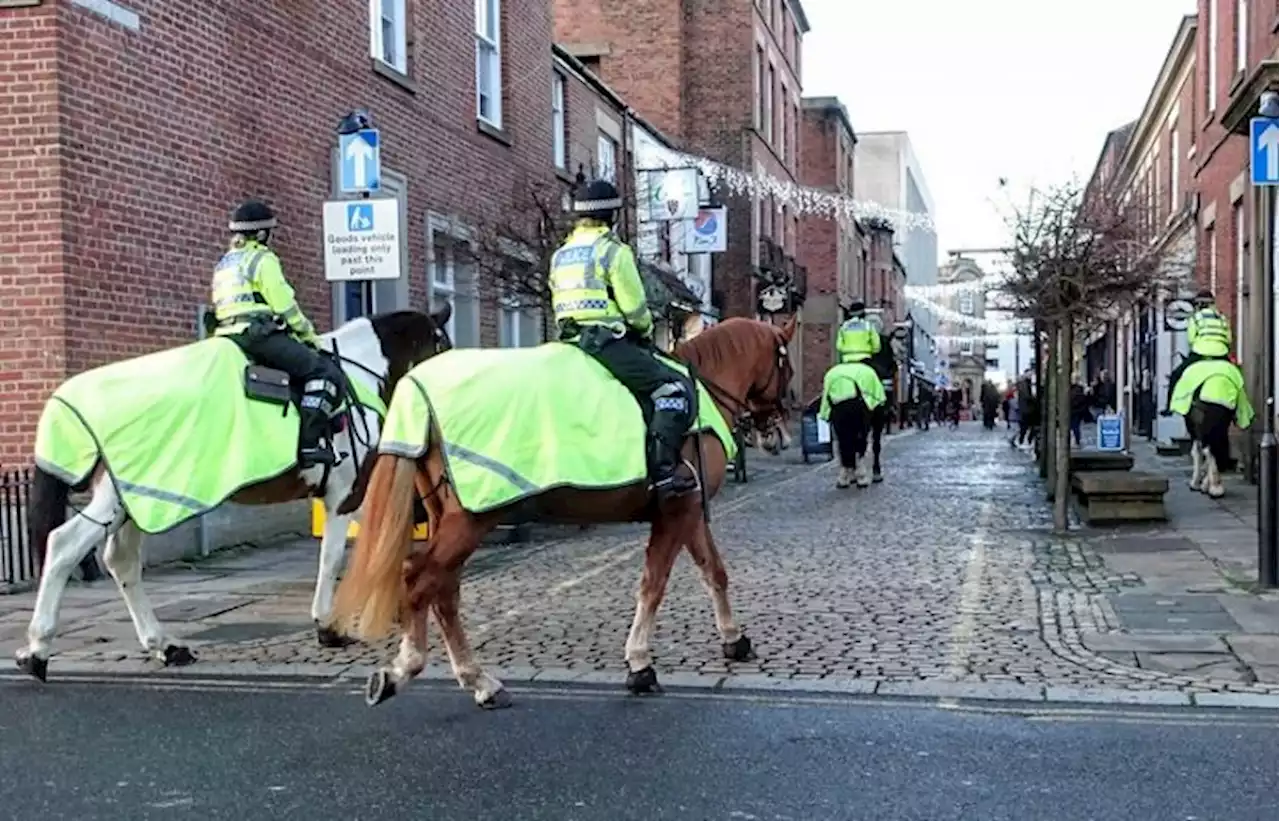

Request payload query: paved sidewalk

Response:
[3,427,1276,709]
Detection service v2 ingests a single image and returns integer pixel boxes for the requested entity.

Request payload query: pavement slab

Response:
[5,425,1278,707]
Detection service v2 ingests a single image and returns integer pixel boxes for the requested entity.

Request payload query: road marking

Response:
[943,449,997,682]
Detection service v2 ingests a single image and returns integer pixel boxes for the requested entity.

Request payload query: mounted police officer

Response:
[209,199,344,468]
[548,179,697,502]
[1164,289,1232,415]
[836,300,881,364]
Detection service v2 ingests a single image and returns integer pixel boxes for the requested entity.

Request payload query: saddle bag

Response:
[244,364,292,408]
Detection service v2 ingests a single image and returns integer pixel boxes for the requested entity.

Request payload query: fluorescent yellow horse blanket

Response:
[1171,358,1255,429]
[34,338,385,534]
[379,343,737,513]
[818,361,886,421]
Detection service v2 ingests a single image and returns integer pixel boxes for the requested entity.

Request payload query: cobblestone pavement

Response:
[5,425,1277,705]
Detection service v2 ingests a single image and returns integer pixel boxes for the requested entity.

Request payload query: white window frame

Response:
[1207,0,1218,112]
[1169,126,1180,214]
[498,290,542,348]
[1236,0,1248,74]
[475,0,503,127]
[597,132,617,183]
[1208,224,1218,293]
[552,72,567,169]
[1234,201,1246,362]
[764,62,775,144]
[958,293,974,315]
[369,0,408,75]
[426,214,482,348]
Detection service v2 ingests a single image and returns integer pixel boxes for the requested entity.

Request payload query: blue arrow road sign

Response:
[1250,116,1279,186]
[339,128,381,194]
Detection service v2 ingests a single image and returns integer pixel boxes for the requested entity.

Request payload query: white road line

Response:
[944,448,997,681]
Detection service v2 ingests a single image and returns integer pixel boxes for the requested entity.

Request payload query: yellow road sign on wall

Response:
[311,500,429,540]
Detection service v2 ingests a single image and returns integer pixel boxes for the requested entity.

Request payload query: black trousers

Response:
[227,325,344,446]
[565,323,693,463]
[829,397,870,469]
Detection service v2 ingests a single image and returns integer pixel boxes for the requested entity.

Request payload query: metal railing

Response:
[1,468,36,588]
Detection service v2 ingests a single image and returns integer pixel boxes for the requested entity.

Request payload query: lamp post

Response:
[1258,91,1279,589]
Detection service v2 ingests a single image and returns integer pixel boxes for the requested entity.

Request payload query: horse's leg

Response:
[1205,421,1229,498]
[431,572,509,709]
[17,475,124,682]
[1189,440,1204,491]
[312,483,358,648]
[623,515,683,694]
[871,411,885,483]
[101,520,196,667]
[365,610,429,707]
[685,522,754,662]
[853,410,872,488]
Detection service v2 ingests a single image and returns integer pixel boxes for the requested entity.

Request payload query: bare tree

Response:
[1000,180,1181,531]
[468,177,576,342]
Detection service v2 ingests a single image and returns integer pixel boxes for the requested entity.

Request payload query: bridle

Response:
[690,339,792,435]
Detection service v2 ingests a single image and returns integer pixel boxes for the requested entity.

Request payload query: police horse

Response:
[15,307,452,682]
[1170,358,1255,499]
[330,317,794,707]
[861,332,899,482]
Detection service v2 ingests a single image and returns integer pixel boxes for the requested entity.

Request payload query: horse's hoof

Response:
[723,634,756,662]
[872,471,884,483]
[162,645,197,667]
[478,688,513,710]
[316,625,358,648]
[365,670,397,706]
[625,666,662,695]
[15,652,48,683]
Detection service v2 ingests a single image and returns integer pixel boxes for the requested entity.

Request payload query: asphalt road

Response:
[0,678,1274,821]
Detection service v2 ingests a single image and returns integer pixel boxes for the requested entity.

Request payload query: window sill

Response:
[1227,70,1246,98]
[477,118,512,147]
[371,59,417,94]
[555,166,577,185]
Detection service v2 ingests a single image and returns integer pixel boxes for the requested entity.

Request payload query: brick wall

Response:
[0,3,65,467]
[0,0,557,462]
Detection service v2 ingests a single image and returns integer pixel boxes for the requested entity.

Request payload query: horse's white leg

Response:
[431,578,507,708]
[17,475,124,680]
[685,523,753,661]
[1206,444,1225,498]
[776,422,793,450]
[101,520,195,666]
[1189,444,1204,491]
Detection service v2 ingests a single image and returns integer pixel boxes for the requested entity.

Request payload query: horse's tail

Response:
[331,453,418,641]
[27,465,70,572]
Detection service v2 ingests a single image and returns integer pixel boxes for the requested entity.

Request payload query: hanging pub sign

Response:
[758,284,788,314]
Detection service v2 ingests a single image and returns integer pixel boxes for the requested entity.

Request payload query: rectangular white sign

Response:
[681,206,727,253]
[643,168,699,222]
[323,198,401,281]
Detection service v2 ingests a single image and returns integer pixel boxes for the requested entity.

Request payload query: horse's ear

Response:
[779,314,797,342]
[430,301,452,329]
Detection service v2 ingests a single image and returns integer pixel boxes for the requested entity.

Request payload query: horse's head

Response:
[366,303,453,400]
[677,315,795,451]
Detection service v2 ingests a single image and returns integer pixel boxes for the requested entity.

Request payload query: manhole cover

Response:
[185,622,308,643]
[1109,594,1239,632]
[153,597,253,623]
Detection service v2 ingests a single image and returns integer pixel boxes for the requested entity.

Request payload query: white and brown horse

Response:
[15,307,452,682]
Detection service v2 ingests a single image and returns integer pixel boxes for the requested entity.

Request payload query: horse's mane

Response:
[675,318,776,376]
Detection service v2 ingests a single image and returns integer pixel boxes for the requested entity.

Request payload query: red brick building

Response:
[795,96,865,401]
[0,0,560,463]
[551,0,811,325]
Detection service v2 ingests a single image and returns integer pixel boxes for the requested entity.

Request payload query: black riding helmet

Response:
[1193,288,1215,307]
[572,179,622,225]
[229,200,278,235]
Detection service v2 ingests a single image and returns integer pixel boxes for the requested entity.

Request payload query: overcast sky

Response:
[800,0,1197,262]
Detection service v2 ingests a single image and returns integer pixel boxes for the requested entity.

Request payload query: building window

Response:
[1207,0,1218,112]
[430,232,480,347]
[475,0,502,127]
[597,132,617,183]
[764,63,775,144]
[960,339,974,356]
[552,72,566,169]
[1236,0,1248,73]
[780,84,789,162]
[1207,224,1218,293]
[370,0,408,75]
[499,290,543,348]
[958,293,974,315]
[1234,201,1246,361]
[1169,126,1180,214]
[754,46,765,131]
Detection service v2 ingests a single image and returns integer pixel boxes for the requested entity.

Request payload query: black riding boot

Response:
[647,412,697,501]
[298,407,337,468]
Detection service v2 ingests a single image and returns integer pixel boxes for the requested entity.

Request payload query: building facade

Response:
[935,256,988,406]
[852,131,939,379]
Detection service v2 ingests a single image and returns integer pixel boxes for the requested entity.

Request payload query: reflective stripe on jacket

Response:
[548,224,652,337]
[211,239,318,343]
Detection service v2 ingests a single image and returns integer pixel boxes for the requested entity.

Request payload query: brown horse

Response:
[16,307,452,683]
[330,316,796,708]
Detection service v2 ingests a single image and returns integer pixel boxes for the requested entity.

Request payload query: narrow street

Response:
[0,679,1274,821]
